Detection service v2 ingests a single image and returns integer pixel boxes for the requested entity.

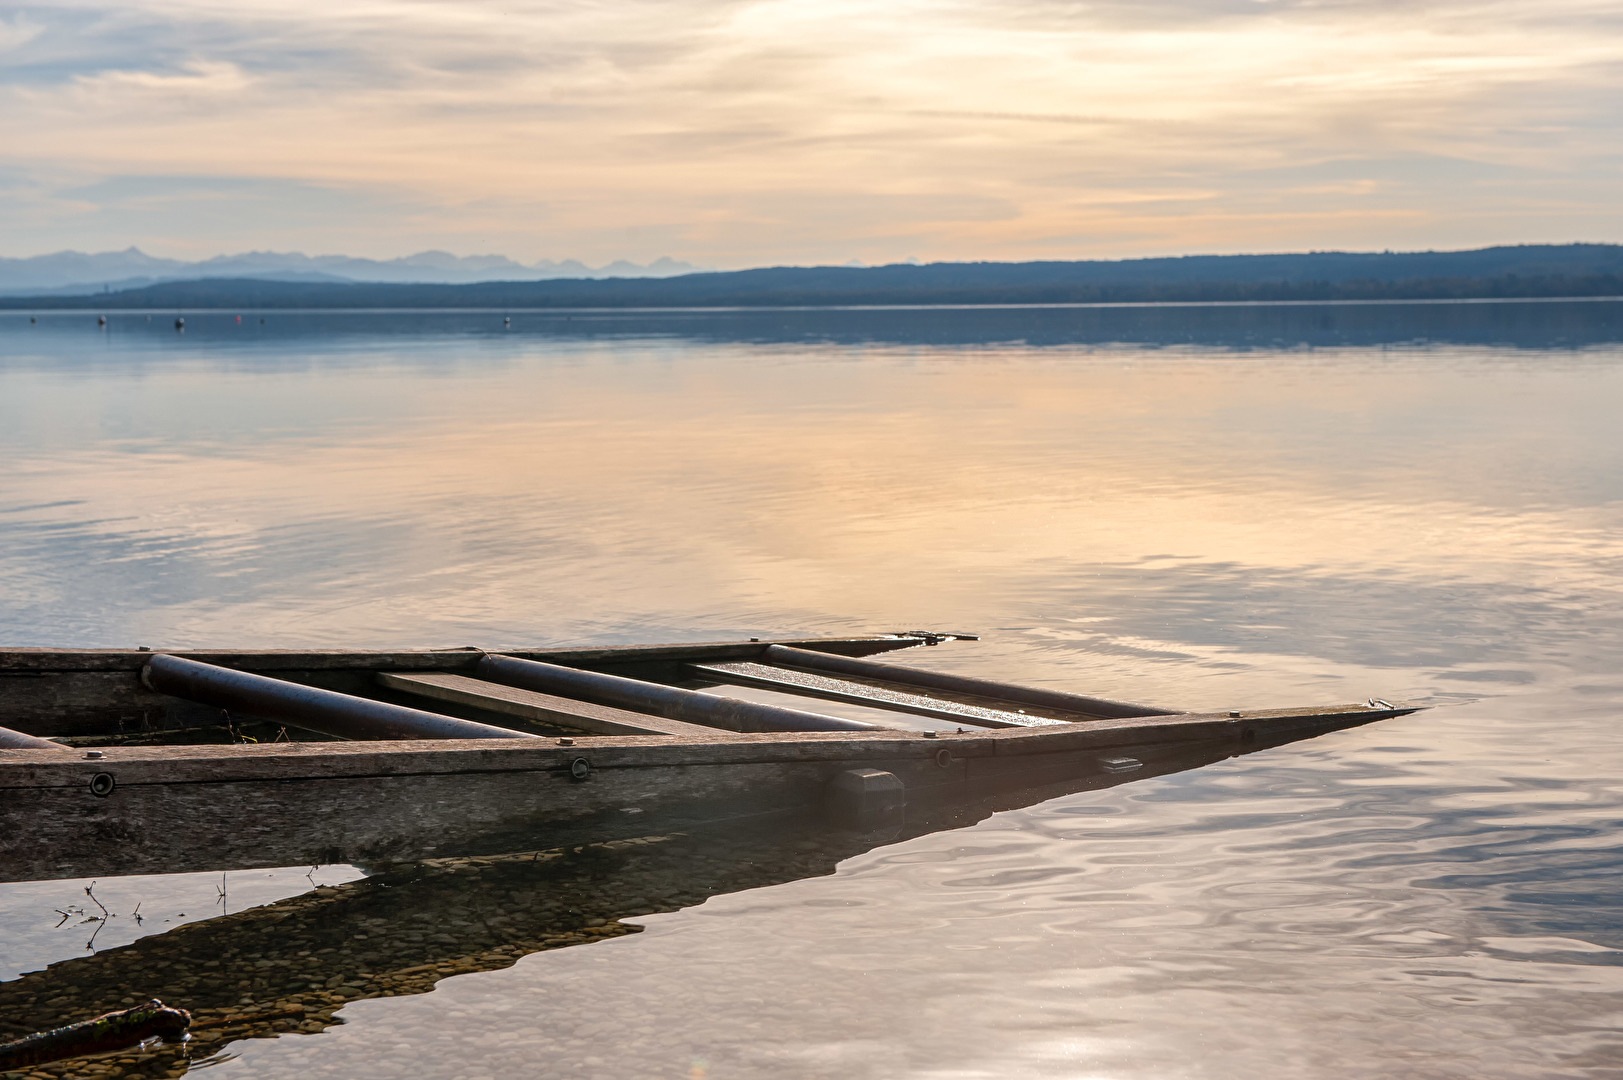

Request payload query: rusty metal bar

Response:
[476,654,884,732]
[762,644,1178,719]
[142,654,537,741]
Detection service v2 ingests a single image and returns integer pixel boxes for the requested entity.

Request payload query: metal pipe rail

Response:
[0,724,64,750]
[142,654,537,741]
[762,644,1177,720]
[476,654,883,733]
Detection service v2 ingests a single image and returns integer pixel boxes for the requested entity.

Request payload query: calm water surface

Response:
[3,303,1623,1078]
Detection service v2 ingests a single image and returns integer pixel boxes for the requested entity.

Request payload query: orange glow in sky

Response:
[3,0,1621,264]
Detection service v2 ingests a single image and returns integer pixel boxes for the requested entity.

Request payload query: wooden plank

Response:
[984,702,1422,755]
[0,634,946,675]
[0,753,894,882]
[0,701,1418,882]
[0,732,917,792]
[0,700,1421,789]
[0,649,488,675]
[516,633,952,665]
[379,671,723,738]
[687,659,1072,728]
[0,669,188,739]
[763,644,1176,719]
[0,635,947,737]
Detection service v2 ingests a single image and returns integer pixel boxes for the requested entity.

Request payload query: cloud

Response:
[2,0,1622,262]
[71,58,250,99]
[0,11,42,52]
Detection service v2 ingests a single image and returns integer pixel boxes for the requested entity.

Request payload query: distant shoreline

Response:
[8,295,1623,315]
[5,244,1623,310]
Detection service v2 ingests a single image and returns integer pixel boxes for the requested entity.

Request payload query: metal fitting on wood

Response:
[826,768,905,825]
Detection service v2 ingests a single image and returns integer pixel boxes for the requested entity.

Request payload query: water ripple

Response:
[4,311,1623,1077]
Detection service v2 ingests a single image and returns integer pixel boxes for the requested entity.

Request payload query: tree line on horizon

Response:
[6,244,1622,309]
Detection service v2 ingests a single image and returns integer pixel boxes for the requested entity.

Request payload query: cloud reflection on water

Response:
[4,307,1623,1077]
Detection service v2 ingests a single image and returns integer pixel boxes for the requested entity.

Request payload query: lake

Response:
[2,301,1622,1078]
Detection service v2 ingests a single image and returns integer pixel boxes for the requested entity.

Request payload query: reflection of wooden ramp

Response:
[0,631,1422,884]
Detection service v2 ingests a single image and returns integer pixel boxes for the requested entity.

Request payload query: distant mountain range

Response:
[5,244,1622,308]
[0,248,705,295]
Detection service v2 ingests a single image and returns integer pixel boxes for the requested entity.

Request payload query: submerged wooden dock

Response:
[0,632,1420,882]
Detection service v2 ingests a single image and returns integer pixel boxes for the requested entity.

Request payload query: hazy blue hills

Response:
[6,244,1623,308]
[0,248,704,296]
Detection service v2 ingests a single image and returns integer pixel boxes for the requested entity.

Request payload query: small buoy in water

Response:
[174,316,185,330]
[97,315,107,327]
[235,315,242,324]
[30,316,36,324]
[504,316,511,327]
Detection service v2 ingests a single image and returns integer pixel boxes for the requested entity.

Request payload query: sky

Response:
[2,0,1621,268]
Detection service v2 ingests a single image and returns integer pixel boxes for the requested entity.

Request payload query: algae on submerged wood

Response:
[0,999,190,1070]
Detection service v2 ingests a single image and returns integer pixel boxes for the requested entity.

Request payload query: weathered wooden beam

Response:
[517,632,948,665]
[0,634,944,675]
[686,660,1068,728]
[764,644,1177,719]
[475,654,888,733]
[0,702,1420,790]
[143,655,537,741]
[0,1000,191,1070]
[0,649,488,675]
[378,671,721,738]
[0,636,953,739]
[0,700,1418,881]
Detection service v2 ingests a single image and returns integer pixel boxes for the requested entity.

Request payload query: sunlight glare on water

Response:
[2,304,1622,1078]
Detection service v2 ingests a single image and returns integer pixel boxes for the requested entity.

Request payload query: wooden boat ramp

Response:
[0,632,1420,882]
[0,745,1284,1074]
